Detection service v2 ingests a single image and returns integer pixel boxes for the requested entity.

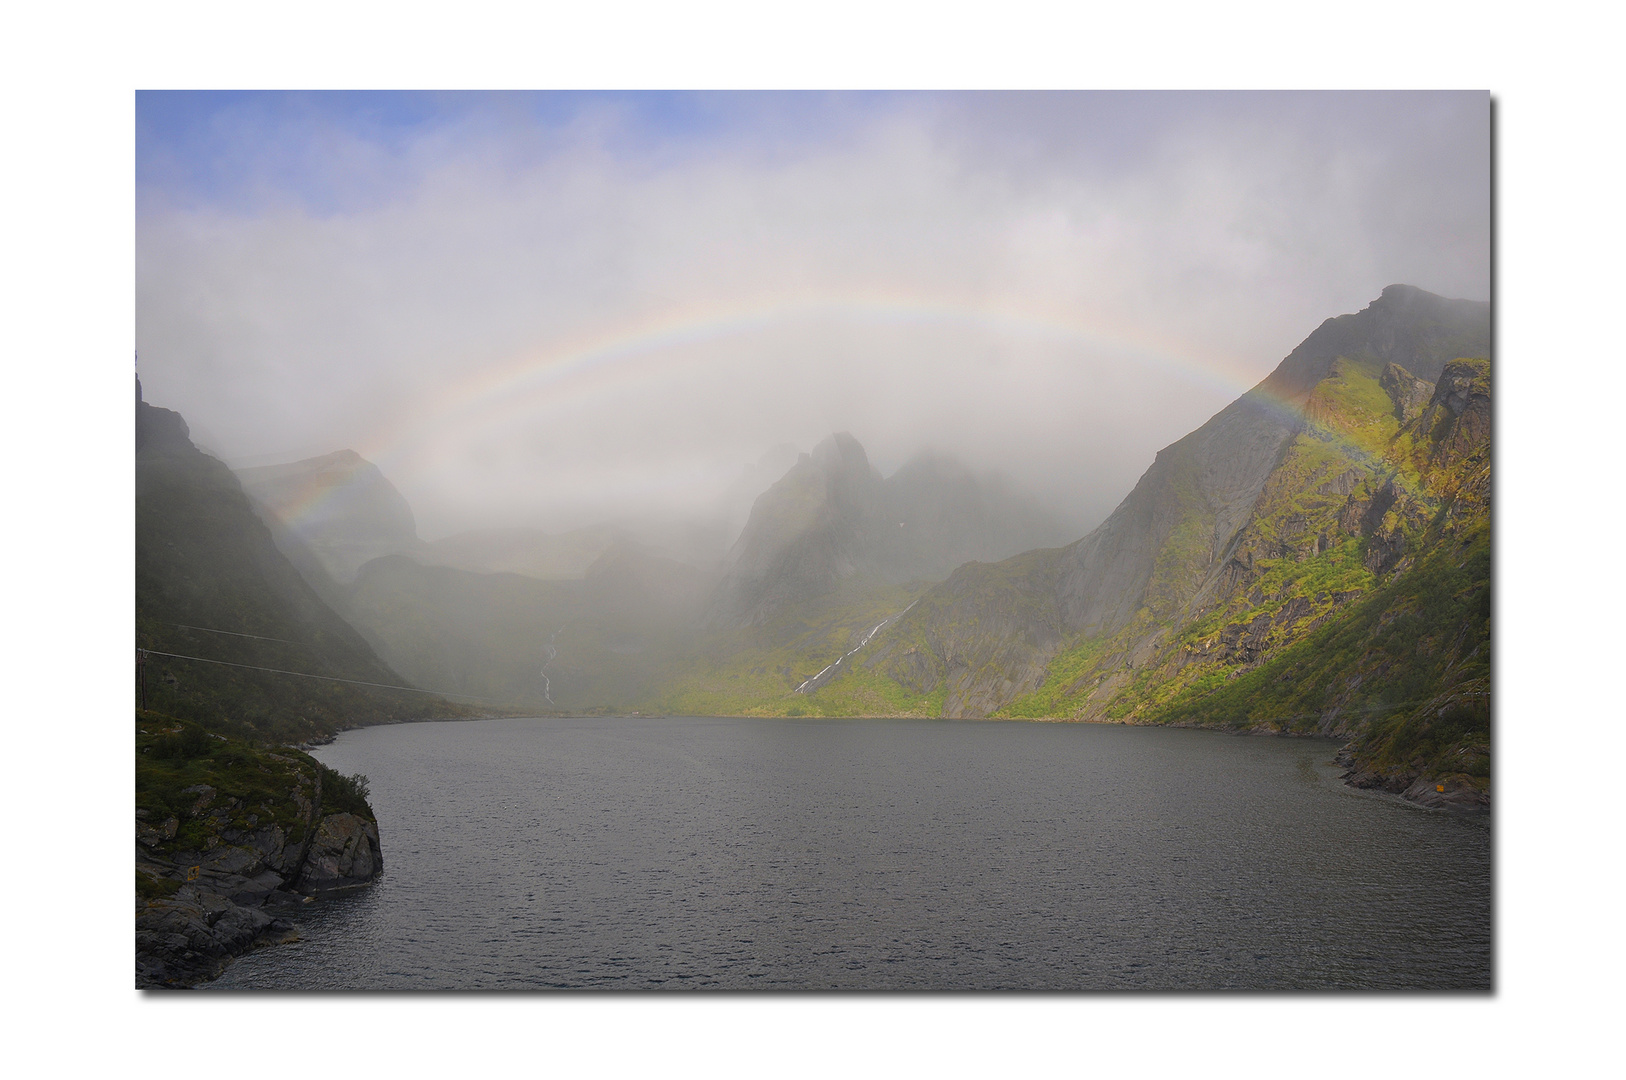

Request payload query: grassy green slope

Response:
[987,355,1490,795]
[136,709,375,889]
[996,354,1479,723]
[1148,514,1489,787]
[1152,359,1492,790]
[651,579,940,717]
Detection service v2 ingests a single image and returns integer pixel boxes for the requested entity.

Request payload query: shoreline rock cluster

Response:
[136,762,383,988]
[1335,746,1491,813]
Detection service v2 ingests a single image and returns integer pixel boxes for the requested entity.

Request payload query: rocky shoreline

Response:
[1050,715,1490,813]
[136,716,386,989]
[1335,745,1491,813]
[137,800,382,988]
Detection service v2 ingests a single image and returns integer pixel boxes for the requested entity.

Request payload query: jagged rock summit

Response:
[705,433,1073,628]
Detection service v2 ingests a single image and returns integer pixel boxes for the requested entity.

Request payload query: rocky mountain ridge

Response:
[835,286,1491,803]
[860,285,1490,715]
[705,432,1074,628]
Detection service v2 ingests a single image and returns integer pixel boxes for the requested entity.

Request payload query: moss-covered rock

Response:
[136,710,384,987]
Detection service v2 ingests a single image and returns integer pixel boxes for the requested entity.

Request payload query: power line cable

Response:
[172,624,315,647]
[137,648,508,706]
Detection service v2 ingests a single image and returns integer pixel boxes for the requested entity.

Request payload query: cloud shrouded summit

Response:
[136,91,1490,541]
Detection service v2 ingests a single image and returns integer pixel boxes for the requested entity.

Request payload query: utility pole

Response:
[137,649,147,711]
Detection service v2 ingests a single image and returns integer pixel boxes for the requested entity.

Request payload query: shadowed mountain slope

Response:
[136,380,463,740]
[342,543,715,710]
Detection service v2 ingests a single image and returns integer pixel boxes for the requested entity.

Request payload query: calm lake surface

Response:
[207,716,1491,991]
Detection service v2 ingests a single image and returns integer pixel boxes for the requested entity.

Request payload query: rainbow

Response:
[357,290,1257,469]
[272,289,1393,536]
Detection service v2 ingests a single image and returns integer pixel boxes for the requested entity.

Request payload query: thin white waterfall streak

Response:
[795,598,921,694]
[540,623,569,706]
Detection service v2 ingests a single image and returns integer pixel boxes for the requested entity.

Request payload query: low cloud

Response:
[136,91,1489,539]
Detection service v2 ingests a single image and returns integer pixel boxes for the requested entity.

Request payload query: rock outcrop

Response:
[136,714,384,988]
[136,802,383,987]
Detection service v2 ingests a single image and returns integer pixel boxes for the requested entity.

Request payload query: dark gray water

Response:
[207,716,1491,991]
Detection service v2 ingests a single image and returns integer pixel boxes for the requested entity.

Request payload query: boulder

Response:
[294,813,383,894]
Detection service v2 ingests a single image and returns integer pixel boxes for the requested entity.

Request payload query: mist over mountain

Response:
[841,285,1492,803]
[137,92,1489,547]
[134,283,1494,807]
[250,433,1069,707]
[234,440,809,585]
[343,543,714,710]
[236,451,421,582]
[705,433,1075,628]
[416,517,736,580]
[135,380,461,739]
[415,524,622,580]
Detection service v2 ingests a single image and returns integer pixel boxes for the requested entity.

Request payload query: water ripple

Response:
[208,717,1490,991]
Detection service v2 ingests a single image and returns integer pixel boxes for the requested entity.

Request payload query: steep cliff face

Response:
[1055,284,1490,634]
[136,380,457,741]
[1066,356,1490,731]
[706,433,887,627]
[1161,356,1492,805]
[865,287,1491,755]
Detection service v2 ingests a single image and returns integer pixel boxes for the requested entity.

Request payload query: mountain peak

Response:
[810,431,870,472]
[235,449,419,582]
[874,286,1491,719]
[1377,282,1426,302]
[706,433,1071,628]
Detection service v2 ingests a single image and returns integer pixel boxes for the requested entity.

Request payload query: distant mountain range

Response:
[137,284,1492,806]
[231,428,1071,710]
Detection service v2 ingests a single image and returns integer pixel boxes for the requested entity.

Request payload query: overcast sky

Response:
[135,90,1489,541]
